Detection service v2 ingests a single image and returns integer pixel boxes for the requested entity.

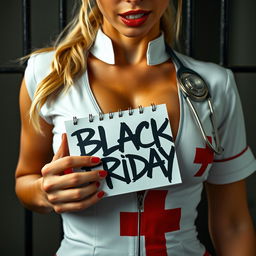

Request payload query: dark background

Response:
[0,0,255,255]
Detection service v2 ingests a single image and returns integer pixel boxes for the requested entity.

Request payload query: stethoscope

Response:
[166,45,224,155]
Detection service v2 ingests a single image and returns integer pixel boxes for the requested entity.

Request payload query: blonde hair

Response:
[30,0,182,132]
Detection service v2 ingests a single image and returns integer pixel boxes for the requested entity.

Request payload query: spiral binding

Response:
[128,107,133,116]
[73,116,78,125]
[99,112,104,121]
[118,109,123,118]
[109,112,114,119]
[72,104,157,125]
[89,114,93,123]
[151,103,156,112]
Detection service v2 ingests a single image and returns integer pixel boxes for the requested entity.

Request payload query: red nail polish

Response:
[97,191,105,199]
[99,170,108,178]
[91,156,101,164]
[64,168,73,174]
[95,181,100,188]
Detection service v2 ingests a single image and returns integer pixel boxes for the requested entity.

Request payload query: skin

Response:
[16,81,107,213]
[15,0,255,254]
[206,181,256,255]
[96,0,169,64]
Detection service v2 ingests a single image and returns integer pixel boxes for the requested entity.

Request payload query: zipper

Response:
[137,190,146,256]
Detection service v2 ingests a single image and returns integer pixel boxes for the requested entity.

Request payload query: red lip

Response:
[119,10,151,27]
[119,9,151,16]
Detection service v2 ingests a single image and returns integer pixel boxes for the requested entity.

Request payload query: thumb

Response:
[52,133,70,161]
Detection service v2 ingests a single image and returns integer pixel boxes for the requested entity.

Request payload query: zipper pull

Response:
[137,191,145,256]
[137,190,145,211]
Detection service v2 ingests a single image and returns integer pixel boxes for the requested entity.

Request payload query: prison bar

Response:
[22,0,33,254]
[0,66,25,73]
[185,0,193,56]
[59,0,68,31]
[220,0,230,66]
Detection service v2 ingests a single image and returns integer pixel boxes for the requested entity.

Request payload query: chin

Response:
[118,26,154,38]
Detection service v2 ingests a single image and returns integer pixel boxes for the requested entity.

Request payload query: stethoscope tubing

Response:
[166,44,224,155]
[185,96,223,154]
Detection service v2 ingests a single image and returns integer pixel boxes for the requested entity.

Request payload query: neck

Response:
[101,24,161,65]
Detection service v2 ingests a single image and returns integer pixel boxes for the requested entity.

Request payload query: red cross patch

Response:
[120,190,181,256]
[194,136,214,177]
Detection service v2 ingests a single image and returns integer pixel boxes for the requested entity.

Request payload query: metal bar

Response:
[58,0,68,243]
[22,1,33,256]
[25,211,33,256]
[22,0,31,55]
[219,0,229,66]
[185,0,193,56]
[59,0,68,31]
[228,66,256,73]
[0,66,25,73]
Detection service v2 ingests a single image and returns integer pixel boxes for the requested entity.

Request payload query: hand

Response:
[41,133,107,213]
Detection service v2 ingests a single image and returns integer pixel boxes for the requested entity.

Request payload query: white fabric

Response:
[90,29,170,66]
[24,29,256,256]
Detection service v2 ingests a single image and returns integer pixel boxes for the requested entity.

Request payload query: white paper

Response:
[65,104,181,197]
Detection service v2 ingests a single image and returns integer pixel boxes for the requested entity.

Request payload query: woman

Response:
[15,0,256,255]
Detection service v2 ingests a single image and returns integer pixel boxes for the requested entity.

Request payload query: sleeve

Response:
[207,69,256,184]
[24,55,37,100]
[24,54,53,124]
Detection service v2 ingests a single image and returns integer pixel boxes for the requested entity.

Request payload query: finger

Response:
[47,182,100,204]
[52,190,105,213]
[42,170,107,192]
[52,133,69,161]
[42,155,102,176]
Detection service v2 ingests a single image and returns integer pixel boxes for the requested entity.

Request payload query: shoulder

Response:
[25,50,55,100]
[174,52,236,102]
[27,51,55,83]
[175,52,229,86]
[175,52,241,128]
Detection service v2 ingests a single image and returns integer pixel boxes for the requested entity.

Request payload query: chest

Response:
[50,70,215,185]
[84,59,216,181]
[50,57,216,184]
[87,57,180,138]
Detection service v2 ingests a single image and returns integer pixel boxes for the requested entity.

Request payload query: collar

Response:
[90,29,170,66]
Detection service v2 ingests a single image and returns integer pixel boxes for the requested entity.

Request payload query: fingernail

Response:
[91,156,101,164]
[99,170,108,178]
[64,168,73,174]
[95,181,100,188]
[97,191,105,199]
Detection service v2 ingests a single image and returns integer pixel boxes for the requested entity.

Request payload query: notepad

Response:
[65,104,181,197]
